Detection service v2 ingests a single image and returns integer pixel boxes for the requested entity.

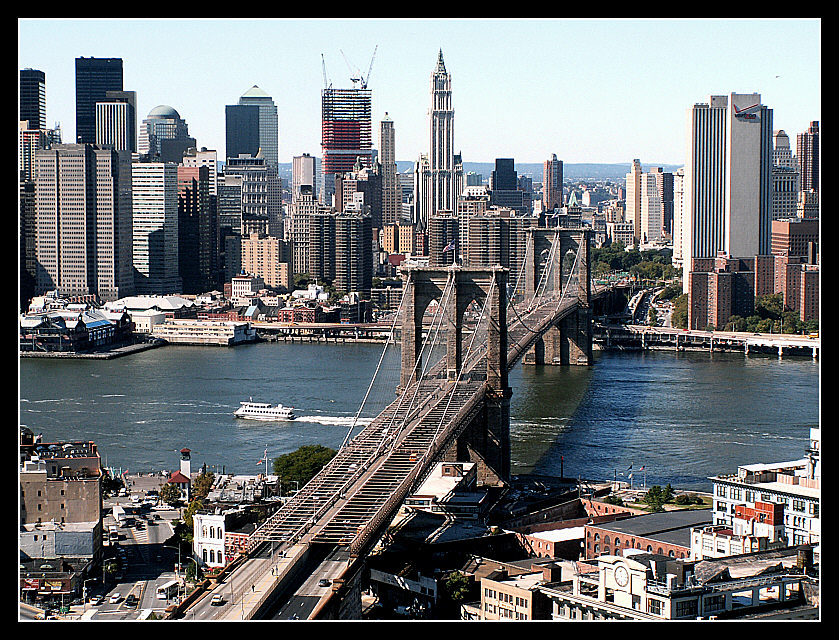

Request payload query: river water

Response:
[19,343,820,491]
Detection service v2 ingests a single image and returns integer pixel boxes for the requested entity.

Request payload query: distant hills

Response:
[279,161,683,182]
[397,161,683,181]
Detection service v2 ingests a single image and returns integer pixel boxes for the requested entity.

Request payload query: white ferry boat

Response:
[234,399,295,421]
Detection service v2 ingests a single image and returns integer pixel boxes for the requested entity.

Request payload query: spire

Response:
[436,49,446,73]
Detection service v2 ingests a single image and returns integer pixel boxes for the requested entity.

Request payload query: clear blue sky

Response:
[18,18,821,167]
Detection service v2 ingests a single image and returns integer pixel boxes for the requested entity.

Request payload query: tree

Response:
[159,482,181,506]
[191,471,215,501]
[437,571,473,618]
[671,294,688,329]
[273,445,337,494]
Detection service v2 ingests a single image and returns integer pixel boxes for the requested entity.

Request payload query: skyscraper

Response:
[20,68,46,130]
[139,105,195,163]
[292,153,318,202]
[177,165,212,294]
[428,50,455,219]
[225,86,279,175]
[95,90,136,153]
[543,154,564,211]
[321,86,373,205]
[796,121,819,193]
[771,130,800,221]
[75,57,123,145]
[224,152,282,238]
[35,144,134,300]
[131,161,181,294]
[625,159,642,246]
[682,93,773,292]
[380,114,399,227]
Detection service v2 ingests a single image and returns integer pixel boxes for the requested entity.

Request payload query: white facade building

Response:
[131,161,181,295]
[682,93,773,292]
[710,428,820,547]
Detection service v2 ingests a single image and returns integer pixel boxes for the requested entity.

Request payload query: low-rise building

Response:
[710,428,820,547]
[540,547,817,620]
[151,319,257,345]
[584,509,712,561]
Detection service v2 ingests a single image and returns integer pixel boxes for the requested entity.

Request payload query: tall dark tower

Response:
[20,68,46,129]
[75,57,123,144]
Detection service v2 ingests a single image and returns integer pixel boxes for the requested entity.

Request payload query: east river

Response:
[19,342,820,491]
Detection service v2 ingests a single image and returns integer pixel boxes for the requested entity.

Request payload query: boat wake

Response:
[295,415,374,427]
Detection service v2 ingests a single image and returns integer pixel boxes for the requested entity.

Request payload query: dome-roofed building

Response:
[139,104,195,162]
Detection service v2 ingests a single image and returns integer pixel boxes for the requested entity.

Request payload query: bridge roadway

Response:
[187,290,590,620]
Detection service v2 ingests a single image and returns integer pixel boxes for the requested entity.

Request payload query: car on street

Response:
[125,594,138,607]
[88,595,104,605]
[210,594,224,606]
[318,578,331,587]
[109,593,122,604]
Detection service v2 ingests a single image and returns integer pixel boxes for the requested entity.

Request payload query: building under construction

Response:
[321,88,372,206]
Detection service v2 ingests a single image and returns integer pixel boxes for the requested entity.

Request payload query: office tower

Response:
[428,50,455,218]
[181,147,219,196]
[34,144,134,301]
[796,121,819,193]
[380,115,399,227]
[292,153,318,202]
[321,85,373,205]
[682,93,773,292]
[638,167,671,244]
[335,158,382,227]
[489,159,526,213]
[19,121,49,181]
[131,161,181,294]
[20,69,46,130]
[139,105,195,163]
[543,153,564,211]
[224,152,282,238]
[177,165,212,294]
[95,90,137,153]
[672,168,685,268]
[413,153,431,229]
[625,159,642,245]
[771,131,800,222]
[218,173,243,281]
[75,57,123,145]
[226,86,279,174]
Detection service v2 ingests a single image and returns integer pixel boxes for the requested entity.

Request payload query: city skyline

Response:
[18,18,820,167]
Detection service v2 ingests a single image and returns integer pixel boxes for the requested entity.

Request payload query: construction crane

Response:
[340,45,378,89]
[321,53,332,90]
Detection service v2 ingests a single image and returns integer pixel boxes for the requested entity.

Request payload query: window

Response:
[675,600,698,618]
[647,598,663,615]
